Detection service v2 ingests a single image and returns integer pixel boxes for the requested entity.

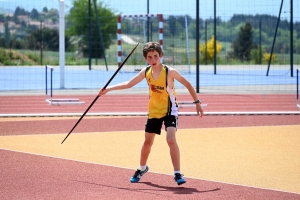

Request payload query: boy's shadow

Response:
[74,180,220,195]
[141,181,220,194]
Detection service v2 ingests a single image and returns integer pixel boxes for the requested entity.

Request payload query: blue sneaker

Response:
[130,166,149,183]
[174,173,186,185]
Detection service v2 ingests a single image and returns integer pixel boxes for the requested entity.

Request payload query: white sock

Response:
[174,171,181,175]
[139,165,147,171]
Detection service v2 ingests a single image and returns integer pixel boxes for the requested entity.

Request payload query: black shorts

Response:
[145,115,178,135]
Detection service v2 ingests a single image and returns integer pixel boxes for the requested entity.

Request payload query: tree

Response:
[4,21,10,48]
[168,16,177,36]
[230,22,253,61]
[25,28,71,51]
[10,37,23,49]
[30,9,40,20]
[46,8,59,24]
[0,14,5,23]
[13,7,28,24]
[66,0,116,58]
[200,35,222,63]
[43,7,49,13]
[13,6,28,17]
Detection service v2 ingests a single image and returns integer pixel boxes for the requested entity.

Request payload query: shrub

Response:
[263,53,277,64]
[200,35,222,63]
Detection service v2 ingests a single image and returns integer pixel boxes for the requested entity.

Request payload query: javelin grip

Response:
[61,43,139,144]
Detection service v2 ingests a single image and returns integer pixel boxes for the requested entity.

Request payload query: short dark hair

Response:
[142,42,163,58]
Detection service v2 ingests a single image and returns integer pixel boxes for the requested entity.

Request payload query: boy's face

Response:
[145,50,162,67]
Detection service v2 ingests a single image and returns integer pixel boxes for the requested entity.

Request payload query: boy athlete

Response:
[98,42,203,185]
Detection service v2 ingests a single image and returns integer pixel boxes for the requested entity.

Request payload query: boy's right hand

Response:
[98,88,108,96]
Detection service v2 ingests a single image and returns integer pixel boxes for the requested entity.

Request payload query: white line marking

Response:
[1,111,300,118]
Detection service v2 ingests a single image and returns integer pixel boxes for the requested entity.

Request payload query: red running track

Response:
[1,149,300,200]
[0,93,300,199]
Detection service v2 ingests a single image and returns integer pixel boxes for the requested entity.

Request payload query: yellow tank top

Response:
[145,65,178,119]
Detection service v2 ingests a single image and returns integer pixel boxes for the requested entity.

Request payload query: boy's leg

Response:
[141,117,163,165]
[140,132,156,166]
[165,115,186,185]
[130,132,155,183]
[166,127,186,185]
[166,127,180,171]
[130,118,161,183]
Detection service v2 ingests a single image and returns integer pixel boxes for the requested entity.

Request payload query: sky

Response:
[0,0,299,21]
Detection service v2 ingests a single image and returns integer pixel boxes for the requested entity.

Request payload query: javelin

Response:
[61,43,139,144]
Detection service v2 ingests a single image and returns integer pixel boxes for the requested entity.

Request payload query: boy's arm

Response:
[98,68,146,96]
[170,69,204,118]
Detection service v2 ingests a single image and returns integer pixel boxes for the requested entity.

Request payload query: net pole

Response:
[45,66,47,97]
[93,0,108,71]
[117,15,122,67]
[59,0,65,89]
[290,0,294,77]
[158,14,164,63]
[50,67,53,99]
[196,0,200,93]
[297,69,299,102]
[266,0,284,76]
[185,15,191,73]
